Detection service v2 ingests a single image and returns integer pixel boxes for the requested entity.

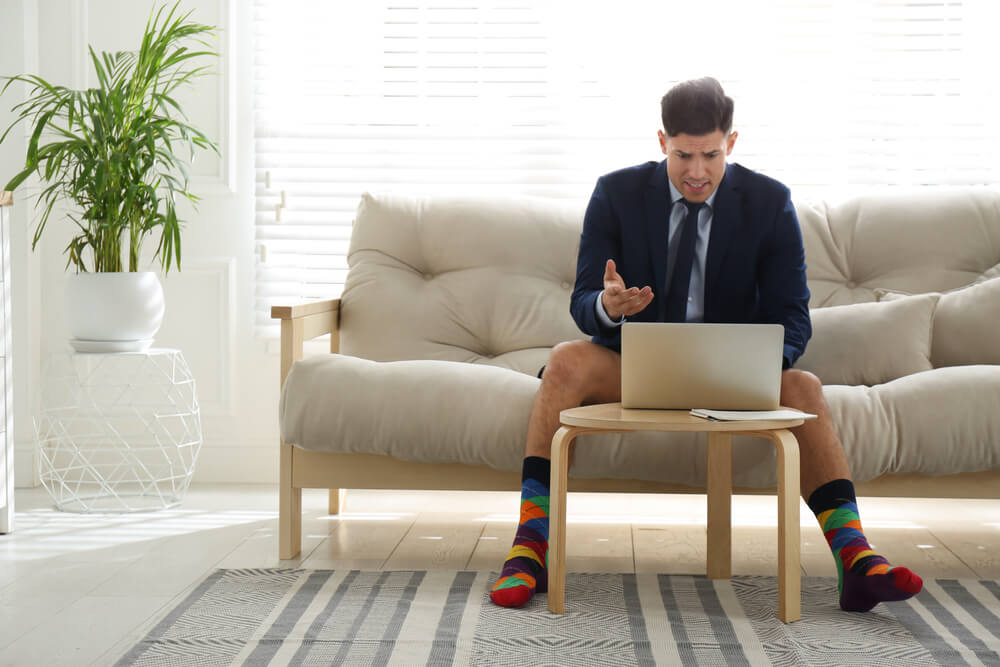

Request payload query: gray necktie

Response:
[665,200,702,322]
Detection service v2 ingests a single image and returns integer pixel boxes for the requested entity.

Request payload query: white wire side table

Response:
[36,349,202,512]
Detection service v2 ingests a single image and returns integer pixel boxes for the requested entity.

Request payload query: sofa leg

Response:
[328,489,346,515]
[280,442,302,559]
[279,486,302,560]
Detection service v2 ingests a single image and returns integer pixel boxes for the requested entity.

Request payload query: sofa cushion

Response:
[339,193,587,376]
[279,352,783,488]
[281,354,1000,487]
[279,353,695,481]
[796,190,1000,307]
[824,366,1000,479]
[338,190,1000,377]
[876,277,1000,367]
[280,354,540,472]
[795,294,939,385]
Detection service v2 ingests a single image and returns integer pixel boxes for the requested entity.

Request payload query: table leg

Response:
[707,432,733,579]
[547,425,588,615]
[763,428,801,623]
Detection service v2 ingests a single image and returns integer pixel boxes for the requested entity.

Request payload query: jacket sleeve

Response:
[757,190,812,367]
[570,177,623,338]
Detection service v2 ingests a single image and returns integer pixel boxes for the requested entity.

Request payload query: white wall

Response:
[2,0,282,485]
[1,0,43,487]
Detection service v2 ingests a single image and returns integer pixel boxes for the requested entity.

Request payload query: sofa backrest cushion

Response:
[796,189,1000,307]
[340,193,588,375]
[342,189,1000,375]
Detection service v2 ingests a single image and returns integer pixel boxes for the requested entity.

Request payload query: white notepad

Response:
[689,408,817,422]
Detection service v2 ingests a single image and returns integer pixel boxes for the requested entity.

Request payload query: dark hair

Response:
[660,77,734,137]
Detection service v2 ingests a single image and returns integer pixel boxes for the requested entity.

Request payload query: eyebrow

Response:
[675,149,721,158]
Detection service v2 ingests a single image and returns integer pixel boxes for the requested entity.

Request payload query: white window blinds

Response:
[254,1,1000,337]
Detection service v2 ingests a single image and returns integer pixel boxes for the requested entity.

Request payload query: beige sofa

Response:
[274,189,1000,558]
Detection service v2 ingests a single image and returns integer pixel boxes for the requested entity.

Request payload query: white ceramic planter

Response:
[65,272,165,352]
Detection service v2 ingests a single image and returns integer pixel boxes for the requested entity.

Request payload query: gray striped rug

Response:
[117,569,1000,666]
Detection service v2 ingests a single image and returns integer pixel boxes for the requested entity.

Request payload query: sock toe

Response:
[840,569,922,612]
[891,566,923,595]
[490,583,533,608]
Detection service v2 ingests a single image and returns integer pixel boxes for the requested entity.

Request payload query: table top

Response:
[559,403,804,432]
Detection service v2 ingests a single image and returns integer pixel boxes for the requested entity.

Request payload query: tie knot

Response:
[683,200,704,221]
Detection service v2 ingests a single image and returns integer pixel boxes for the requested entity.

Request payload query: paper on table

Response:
[689,408,817,422]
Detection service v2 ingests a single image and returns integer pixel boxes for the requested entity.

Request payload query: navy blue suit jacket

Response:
[569,160,812,367]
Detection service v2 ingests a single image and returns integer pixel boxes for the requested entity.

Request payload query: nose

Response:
[688,157,708,179]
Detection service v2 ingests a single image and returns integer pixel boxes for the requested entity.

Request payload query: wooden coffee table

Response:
[547,403,803,623]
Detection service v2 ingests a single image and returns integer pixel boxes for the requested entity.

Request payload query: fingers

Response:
[604,259,617,282]
[617,286,654,316]
[603,259,625,294]
[604,285,654,318]
[602,258,654,318]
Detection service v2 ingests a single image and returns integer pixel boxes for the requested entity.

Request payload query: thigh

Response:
[579,343,623,405]
[543,340,622,406]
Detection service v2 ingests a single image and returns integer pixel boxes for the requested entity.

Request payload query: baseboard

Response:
[16,439,279,486]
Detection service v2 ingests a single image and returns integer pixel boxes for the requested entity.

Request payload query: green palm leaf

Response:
[0,0,217,273]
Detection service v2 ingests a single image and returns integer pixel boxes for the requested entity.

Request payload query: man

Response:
[490,77,923,613]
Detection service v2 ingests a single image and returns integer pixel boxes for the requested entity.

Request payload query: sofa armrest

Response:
[271,299,341,386]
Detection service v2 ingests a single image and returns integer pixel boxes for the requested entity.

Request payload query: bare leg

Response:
[524,341,623,459]
[491,341,621,608]
[780,369,922,611]
[779,369,850,500]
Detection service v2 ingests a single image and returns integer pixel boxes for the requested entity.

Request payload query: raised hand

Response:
[601,259,654,320]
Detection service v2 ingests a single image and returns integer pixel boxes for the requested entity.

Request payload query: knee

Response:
[542,340,583,385]
[780,368,824,409]
[542,341,592,389]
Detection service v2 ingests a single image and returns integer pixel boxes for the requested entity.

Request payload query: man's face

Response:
[658,129,738,203]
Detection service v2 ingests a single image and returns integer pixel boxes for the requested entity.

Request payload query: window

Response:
[254,1,1000,336]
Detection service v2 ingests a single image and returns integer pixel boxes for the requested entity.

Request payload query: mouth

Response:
[684,181,710,196]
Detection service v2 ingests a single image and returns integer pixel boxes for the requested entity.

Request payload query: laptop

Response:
[620,322,784,410]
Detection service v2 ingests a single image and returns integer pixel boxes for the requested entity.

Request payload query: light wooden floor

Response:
[1,485,998,666]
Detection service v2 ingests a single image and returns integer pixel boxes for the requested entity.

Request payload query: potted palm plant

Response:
[0,2,217,352]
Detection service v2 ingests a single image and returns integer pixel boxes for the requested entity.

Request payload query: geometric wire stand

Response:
[35,349,202,512]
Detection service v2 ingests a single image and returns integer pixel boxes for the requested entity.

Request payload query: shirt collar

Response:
[667,176,719,211]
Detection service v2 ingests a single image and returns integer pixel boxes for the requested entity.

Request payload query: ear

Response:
[658,130,668,156]
[725,130,738,155]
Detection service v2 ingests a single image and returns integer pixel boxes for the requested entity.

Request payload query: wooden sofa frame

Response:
[274,299,1000,559]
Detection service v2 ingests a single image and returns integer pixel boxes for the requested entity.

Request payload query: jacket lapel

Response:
[704,163,741,315]
[644,160,670,319]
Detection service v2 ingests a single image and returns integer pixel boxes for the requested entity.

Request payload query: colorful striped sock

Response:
[490,456,550,608]
[808,479,923,612]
